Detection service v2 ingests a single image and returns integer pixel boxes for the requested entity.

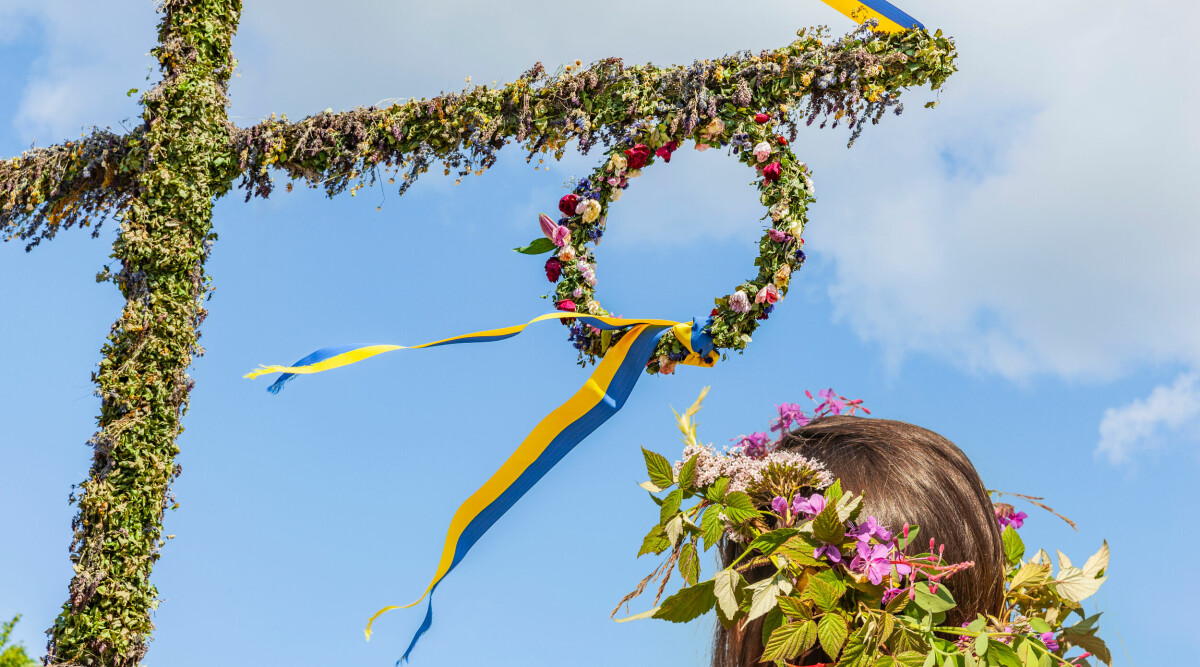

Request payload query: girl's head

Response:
[712,415,1005,667]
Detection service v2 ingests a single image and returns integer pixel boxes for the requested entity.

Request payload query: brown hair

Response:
[712,416,1005,667]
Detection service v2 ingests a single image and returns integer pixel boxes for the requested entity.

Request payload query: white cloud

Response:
[1097,373,1200,463]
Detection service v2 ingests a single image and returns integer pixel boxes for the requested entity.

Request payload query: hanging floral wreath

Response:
[520,109,814,374]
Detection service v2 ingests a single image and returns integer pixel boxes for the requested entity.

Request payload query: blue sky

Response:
[2,1,1198,665]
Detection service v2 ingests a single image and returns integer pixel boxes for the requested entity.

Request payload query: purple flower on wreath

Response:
[1040,632,1059,651]
[814,542,843,564]
[997,509,1028,529]
[577,177,592,193]
[792,493,826,517]
[853,516,893,544]
[771,496,789,516]
[768,229,790,243]
[737,432,770,458]
[795,249,807,263]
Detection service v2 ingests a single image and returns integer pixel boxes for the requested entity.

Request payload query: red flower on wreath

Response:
[544,257,563,282]
[625,143,652,169]
[754,113,770,124]
[556,299,578,312]
[558,194,579,216]
[655,141,680,163]
[763,161,782,183]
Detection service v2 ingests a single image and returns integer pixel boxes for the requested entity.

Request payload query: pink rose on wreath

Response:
[754,112,770,124]
[768,229,790,243]
[762,161,782,183]
[556,299,578,312]
[544,257,562,282]
[625,143,652,169]
[539,213,571,247]
[729,290,751,314]
[755,283,780,305]
[558,194,579,216]
[655,141,680,163]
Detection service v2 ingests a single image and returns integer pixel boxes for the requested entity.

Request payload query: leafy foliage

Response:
[616,391,1114,667]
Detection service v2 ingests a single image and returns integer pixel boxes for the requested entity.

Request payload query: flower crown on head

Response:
[616,389,1113,667]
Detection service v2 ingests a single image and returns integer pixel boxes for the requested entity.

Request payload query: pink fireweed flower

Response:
[771,496,789,517]
[814,542,843,563]
[736,432,770,458]
[816,388,845,415]
[850,542,895,585]
[729,290,751,314]
[768,228,790,243]
[771,403,809,432]
[539,213,571,247]
[793,493,826,517]
[755,283,780,305]
[853,516,893,544]
[882,587,904,604]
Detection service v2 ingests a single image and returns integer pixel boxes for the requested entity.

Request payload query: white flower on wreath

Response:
[803,175,815,196]
[753,141,772,163]
[609,153,627,172]
[769,202,787,222]
[558,245,576,262]
[587,300,603,315]
[580,199,602,224]
[610,189,623,203]
[787,219,803,239]
[573,286,585,298]
[729,290,751,314]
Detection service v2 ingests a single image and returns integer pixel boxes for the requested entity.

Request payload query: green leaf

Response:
[801,570,845,612]
[777,535,821,567]
[642,447,675,489]
[762,620,817,662]
[1009,562,1049,590]
[777,595,811,620]
[818,611,850,658]
[701,506,723,551]
[638,525,670,557]
[714,568,745,619]
[638,480,664,493]
[679,542,700,585]
[652,580,716,623]
[837,626,871,667]
[126,88,139,97]
[723,491,761,523]
[825,478,844,506]
[1001,527,1025,566]
[974,632,989,657]
[660,488,683,524]
[665,515,685,547]
[704,476,730,502]
[895,651,927,667]
[912,581,956,614]
[513,237,556,254]
[1027,618,1052,634]
[678,455,697,491]
[986,642,1023,667]
[812,510,844,547]
[746,571,793,621]
[746,528,800,558]
[761,607,785,648]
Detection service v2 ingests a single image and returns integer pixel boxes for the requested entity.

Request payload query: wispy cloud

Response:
[1097,373,1200,463]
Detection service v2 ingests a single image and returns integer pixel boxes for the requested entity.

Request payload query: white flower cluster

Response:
[673,443,832,493]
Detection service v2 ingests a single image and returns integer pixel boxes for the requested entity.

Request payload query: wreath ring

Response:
[519,110,815,374]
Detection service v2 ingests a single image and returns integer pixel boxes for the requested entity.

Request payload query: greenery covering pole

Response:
[41,2,241,665]
[0,0,953,661]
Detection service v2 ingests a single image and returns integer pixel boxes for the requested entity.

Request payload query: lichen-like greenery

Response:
[0,5,954,665]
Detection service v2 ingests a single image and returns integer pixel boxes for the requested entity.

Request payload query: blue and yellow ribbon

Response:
[245,313,717,662]
[818,0,925,33]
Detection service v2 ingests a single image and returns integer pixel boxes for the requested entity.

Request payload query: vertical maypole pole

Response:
[46,1,242,665]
